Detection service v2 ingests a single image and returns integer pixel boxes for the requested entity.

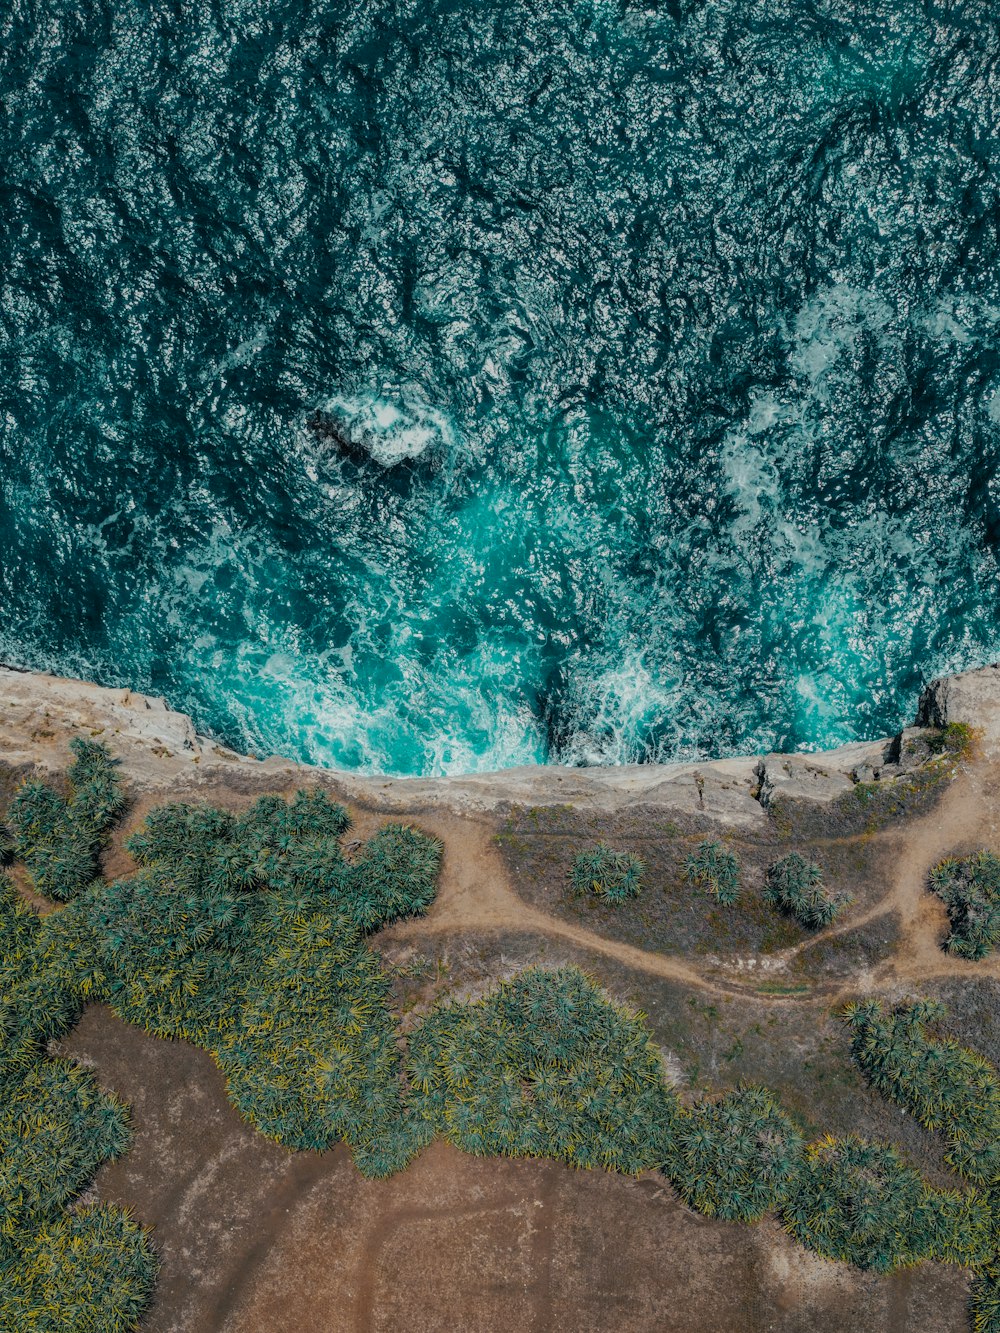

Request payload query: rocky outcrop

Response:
[752,742,889,810]
[1,662,997,822]
[917,663,1000,754]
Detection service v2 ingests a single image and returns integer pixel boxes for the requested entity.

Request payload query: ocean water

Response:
[2,1,1000,776]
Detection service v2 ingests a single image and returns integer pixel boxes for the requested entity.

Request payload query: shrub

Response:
[780,1134,992,1272]
[0,868,154,1333]
[764,852,848,929]
[0,1061,131,1256]
[339,822,443,931]
[930,852,1000,960]
[972,1265,1000,1333]
[85,789,442,1169]
[407,966,678,1173]
[664,1084,803,1220]
[0,1204,158,1333]
[570,844,645,904]
[7,739,124,900]
[843,999,1000,1186]
[684,840,741,905]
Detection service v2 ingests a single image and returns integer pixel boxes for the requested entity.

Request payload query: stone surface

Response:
[0,663,992,822]
[917,662,1000,755]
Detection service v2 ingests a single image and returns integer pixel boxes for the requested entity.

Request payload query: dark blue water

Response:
[2,1,1000,774]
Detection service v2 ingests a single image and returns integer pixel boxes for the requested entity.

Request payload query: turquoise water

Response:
[2,2,1000,775]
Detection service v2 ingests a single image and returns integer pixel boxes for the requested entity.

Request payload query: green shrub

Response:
[0,875,83,1096]
[7,739,124,900]
[338,822,443,931]
[0,1204,158,1333]
[407,966,677,1173]
[764,852,848,929]
[781,1134,992,1272]
[930,852,1000,960]
[971,1265,1000,1333]
[83,790,442,1170]
[844,999,1000,1186]
[570,844,645,904]
[0,1060,131,1257]
[0,868,154,1333]
[684,840,741,905]
[665,1084,803,1220]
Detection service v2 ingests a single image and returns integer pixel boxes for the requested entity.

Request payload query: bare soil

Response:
[64,1007,970,1333]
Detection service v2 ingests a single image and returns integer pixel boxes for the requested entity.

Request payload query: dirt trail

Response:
[382,811,723,995]
[382,760,1000,1005]
[875,759,1000,987]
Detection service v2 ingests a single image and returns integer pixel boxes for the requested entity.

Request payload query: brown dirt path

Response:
[378,758,1000,1005]
[378,812,732,996]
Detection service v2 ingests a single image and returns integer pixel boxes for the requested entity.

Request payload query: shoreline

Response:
[2,661,997,822]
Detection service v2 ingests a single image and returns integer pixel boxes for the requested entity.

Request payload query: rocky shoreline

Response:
[2,661,997,822]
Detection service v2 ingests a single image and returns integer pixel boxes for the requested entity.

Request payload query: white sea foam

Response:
[318,387,458,468]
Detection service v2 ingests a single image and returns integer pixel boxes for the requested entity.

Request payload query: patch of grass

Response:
[844,998,1000,1324]
[930,852,1000,960]
[569,843,645,904]
[764,852,850,929]
[0,1204,158,1333]
[683,839,741,905]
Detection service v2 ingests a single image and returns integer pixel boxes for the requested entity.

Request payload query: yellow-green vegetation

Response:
[845,999,1000,1184]
[406,965,676,1171]
[6,738,125,900]
[845,999,1000,1327]
[0,872,157,1332]
[764,851,849,929]
[569,843,645,904]
[2,1204,157,1333]
[929,852,1000,960]
[664,1084,801,1220]
[780,1134,992,1272]
[82,793,443,1173]
[683,839,741,905]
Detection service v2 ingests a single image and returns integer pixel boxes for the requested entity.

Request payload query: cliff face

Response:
[1,661,995,824]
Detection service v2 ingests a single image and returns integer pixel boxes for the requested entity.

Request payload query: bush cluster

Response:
[929,852,1000,960]
[780,1133,991,1272]
[845,999,1000,1326]
[683,839,741,905]
[844,999,1000,1186]
[665,1084,801,1220]
[82,792,443,1173]
[7,739,124,900]
[763,852,849,929]
[569,844,645,904]
[407,965,677,1172]
[0,874,157,1331]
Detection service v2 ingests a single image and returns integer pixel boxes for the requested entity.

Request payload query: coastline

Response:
[2,661,996,822]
